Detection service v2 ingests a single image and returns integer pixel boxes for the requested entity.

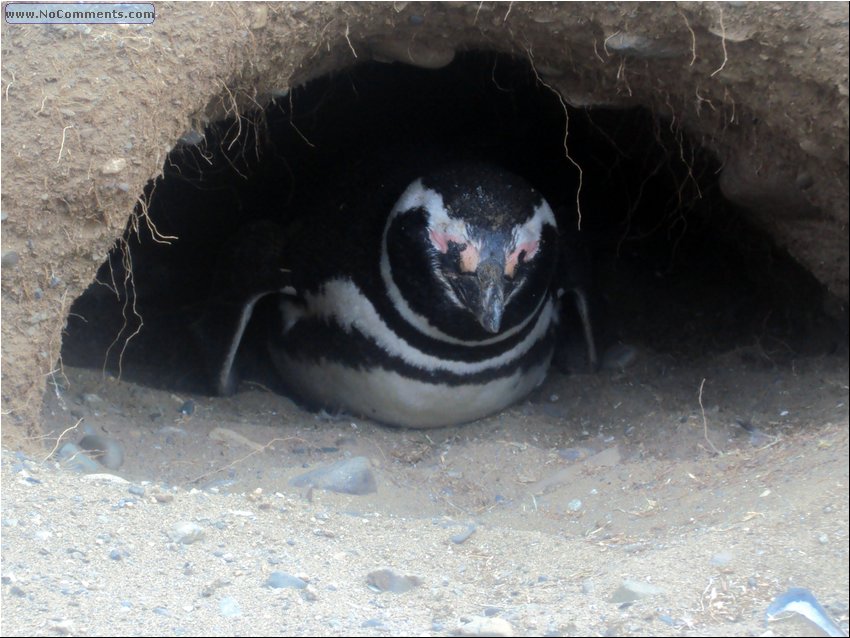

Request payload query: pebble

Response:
[169,521,205,545]
[366,568,422,594]
[2,251,20,268]
[265,571,307,589]
[100,158,127,175]
[78,434,124,470]
[455,616,515,637]
[55,443,101,473]
[610,580,664,603]
[178,129,205,146]
[603,32,680,59]
[81,393,104,408]
[80,473,129,484]
[450,524,477,544]
[290,456,377,495]
[179,399,195,416]
[601,343,638,371]
[369,38,455,69]
[711,551,733,567]
[218,597,241,617]
[567,499,583,512]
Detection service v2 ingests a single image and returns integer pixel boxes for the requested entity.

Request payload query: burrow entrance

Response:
[59,52,845,406]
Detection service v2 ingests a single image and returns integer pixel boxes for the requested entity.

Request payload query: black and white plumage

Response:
[200,162,588,428]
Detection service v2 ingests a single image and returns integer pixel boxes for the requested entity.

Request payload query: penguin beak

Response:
[474,259,505,334]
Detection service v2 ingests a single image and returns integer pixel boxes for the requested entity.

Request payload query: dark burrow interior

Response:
[60,52,846,402]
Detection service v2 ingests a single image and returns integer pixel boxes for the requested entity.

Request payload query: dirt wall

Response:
[1,2,848,439]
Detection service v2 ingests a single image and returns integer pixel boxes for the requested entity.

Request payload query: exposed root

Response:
[525,46,585,229]
[101,236,144,382]
[679,8,698,66]
[41,417,84,463]
[710,7,728,78]
[56,124,73,163]
[698,378,722,456]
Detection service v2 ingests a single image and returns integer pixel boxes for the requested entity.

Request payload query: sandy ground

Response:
[2,349,847,636]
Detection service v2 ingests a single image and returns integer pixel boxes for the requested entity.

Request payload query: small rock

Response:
[100,158,127,175]
[2,251,20,268]
[179,399,195,416]
[265,572,307,589]
[455,616,515,637]
[366,568,422,594]
[81,393,104,408]
[610,580,664,603]
[795,172,814,190]
[450,524,477,544]
[369,38,455,69]
[169,521,204,544]
[567,499,582,512]
[80,473,129,484]
[178,129,205,146]
[711,551,734,567]
[56,442,101,473]
[48,619,74,634]
[290,456,377,495]
[219,597,241,617]
[601,343,638,371]
[78,434,124,470]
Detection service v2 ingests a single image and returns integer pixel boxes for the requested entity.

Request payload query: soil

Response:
[1,3,849,636]
[2,348,847,636]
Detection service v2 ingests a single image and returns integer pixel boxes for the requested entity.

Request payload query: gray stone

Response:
[79,434,124,470]
[265,572,307,589]
[169,521,205,544]
[366,568,422,594]
[290,456,377,495]
[610,579,665,603]
[56,443,101,473]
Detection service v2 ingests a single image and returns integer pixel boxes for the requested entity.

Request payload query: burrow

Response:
[60,51,846,404]
[0,3,846,438]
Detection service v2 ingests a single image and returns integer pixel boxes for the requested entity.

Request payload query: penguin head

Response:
[382,164,558,339]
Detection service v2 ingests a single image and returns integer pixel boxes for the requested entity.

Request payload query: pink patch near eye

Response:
[459,243,480,273]
[429,229,465,254]
[505,240,539,278]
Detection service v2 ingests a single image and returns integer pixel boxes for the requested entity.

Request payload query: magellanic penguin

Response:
[200,163,588,428]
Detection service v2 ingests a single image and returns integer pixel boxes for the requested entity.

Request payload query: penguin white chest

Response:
[271,278,557,427]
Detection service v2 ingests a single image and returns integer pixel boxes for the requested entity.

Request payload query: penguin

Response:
[195,162,595,427]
